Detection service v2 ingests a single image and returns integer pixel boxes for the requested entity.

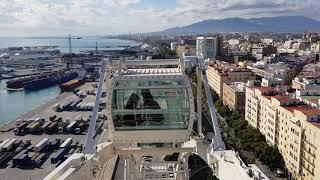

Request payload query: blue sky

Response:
[0,0,319,36]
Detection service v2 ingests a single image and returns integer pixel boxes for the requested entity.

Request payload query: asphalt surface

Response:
[0,82,106,180]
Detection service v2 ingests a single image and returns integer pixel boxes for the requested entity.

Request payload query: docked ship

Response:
[6,70,81,91]
[24,71,79,91]
[59,78,85,92]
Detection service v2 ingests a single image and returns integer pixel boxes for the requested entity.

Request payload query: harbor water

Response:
[0,37,136,53]
[0,80,60,124]
[0,37,135,124]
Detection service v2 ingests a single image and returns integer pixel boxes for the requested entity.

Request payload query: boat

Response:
[6,76,35,89]
[6,70,80,90]
[24,71,79,91]
[59,78,85,92]
[24,78,57,90]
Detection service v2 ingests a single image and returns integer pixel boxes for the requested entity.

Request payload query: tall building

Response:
[216,36,224,57]
[206,62,256,97]
[245,86,320,180]
[196,36,224,59]
[196,37,215,58]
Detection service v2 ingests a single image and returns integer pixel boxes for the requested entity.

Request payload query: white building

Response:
[196,37,216,59]
[170,42,180,51]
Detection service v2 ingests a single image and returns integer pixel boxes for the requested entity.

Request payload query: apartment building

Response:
[222,82,246,114]
[245,86,320,180]
[207,62,256,97]
[196,36,224,59]
[292,64,320,90]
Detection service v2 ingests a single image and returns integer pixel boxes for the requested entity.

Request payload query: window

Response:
[112,79,190,130]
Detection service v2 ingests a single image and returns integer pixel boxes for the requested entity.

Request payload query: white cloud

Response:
[0,0,319,36]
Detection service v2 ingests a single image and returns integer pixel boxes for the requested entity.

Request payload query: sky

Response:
[0,0,319,36]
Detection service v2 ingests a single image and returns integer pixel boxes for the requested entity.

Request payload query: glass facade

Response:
[112,79,190,130]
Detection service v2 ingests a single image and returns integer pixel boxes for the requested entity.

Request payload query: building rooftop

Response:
[121,68,182,76]
[208,63,252,75]
[272,95,291,103]
[225,82,246,92]
[294,106,320,117]
[253,86,276,95]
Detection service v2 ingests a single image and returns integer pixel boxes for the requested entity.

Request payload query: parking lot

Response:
[0,82,106,180]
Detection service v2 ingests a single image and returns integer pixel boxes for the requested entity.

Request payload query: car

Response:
[275,168,285,177]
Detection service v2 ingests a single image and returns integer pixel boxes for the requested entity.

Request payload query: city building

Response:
[196,36,224,59]
[251,45,277,60]
[207,62,256,97]
[176,44,196,58]
[245,86,320,180]
[170,42,180,51]
[262,38,274,45]
[222,82,246,113]
[292,64,320,90]
[249,62,291,80]
[197,37,215,58]
[261,77,285,87]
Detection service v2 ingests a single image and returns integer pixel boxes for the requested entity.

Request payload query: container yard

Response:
[0,82,106,180]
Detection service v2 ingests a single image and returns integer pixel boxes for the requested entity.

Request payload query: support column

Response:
[196,67,202,137]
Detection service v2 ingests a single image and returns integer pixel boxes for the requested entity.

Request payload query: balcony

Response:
[301,162,315,176]
[301,155,315,167]
[303,140,317,150]
[302,146,316,159]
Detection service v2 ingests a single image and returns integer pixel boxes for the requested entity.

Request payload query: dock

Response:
[0,82,106,180]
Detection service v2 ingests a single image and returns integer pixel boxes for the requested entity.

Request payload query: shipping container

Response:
[26,122,36,129]
[33,153,46,166]
[66,121,77,133]
[0,152,15,166]
[41,121,52,130]
[0,139,10,150]
[46,121,58,133]
[13,139,22,148]
[33,138,49,152]
[15,140,31,153]
[12,150,28,165]
[26,143,36,151]
[49,139,61,150]
[51,149,66,164]
[17,154,28,165]
[59,138,72,149]
[28,122,41,133]
[2,139,16,151]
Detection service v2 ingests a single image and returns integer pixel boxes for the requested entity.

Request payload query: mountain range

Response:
[154,16,320,34]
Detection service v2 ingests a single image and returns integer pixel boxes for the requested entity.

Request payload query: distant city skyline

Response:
[1,0,320,36]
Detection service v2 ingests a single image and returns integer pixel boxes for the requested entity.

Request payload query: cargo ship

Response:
[24,71,78,91]
[59,78,85,92]
[6,70,80,90]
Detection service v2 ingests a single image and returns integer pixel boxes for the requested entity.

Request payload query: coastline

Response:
[0,92,67,132]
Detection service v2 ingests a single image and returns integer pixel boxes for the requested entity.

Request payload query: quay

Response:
[0,82,105,180]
